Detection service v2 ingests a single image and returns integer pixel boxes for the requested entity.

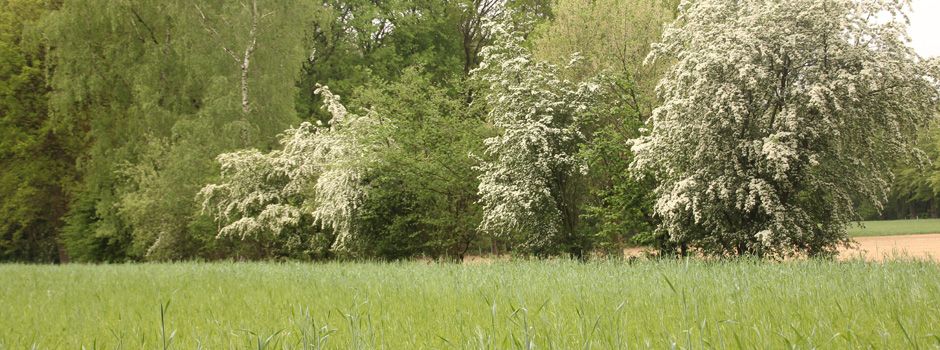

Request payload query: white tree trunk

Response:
[197,0,262,115]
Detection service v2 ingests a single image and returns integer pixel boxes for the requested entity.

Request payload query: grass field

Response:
[2,260,939,349]
[849,219,940,237]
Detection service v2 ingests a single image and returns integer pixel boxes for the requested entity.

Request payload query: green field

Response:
[2,260,939,348]
[849,219,940,237]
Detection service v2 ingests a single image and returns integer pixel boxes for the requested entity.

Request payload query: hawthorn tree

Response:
[200,86,384,256]
[473,14,600,256]
[633,0,940,258]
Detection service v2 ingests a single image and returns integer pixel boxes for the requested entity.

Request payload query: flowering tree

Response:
[632,0,940,258]
[473,14,600,254]
[199,86,383,252]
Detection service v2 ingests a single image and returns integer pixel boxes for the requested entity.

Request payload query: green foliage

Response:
[530,0,678,253]
[0,0,72,262]
[47,0,313,261]
[296,0,553,121]
[531,0,676,111]
[351,68,487,260]
[296,0,475,120]
[0,0,572,263]
[879,126,940,219]
[578,87,657,251]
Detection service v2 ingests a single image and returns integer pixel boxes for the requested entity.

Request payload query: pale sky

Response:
[910,0,940,58]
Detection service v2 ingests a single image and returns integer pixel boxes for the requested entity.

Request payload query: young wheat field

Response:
[2,260,939,349]
[849,219,940,237]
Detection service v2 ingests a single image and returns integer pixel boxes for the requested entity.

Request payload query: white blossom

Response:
[633,0,940,257]
[199,86,385,251]
[472,14,600,251]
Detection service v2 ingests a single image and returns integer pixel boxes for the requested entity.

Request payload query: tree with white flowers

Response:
[473,14,600,255]
[633,0,940,258]
[199,86,384,253]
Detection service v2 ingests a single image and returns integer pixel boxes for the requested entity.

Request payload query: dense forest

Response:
[1,0,938,263]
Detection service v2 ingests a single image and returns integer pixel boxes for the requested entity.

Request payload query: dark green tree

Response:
[0,0,73,262]
[352,68,488,260]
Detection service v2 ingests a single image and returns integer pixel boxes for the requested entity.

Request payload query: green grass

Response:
[849,219,940,237]
[2,260,939,348]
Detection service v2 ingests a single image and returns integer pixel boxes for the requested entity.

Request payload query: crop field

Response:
[842,220,940,261]
[848,219,940,237]
[2,260,939,349]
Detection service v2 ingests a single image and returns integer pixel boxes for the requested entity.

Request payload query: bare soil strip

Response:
[840,233,940,261]
[467,234,940,263]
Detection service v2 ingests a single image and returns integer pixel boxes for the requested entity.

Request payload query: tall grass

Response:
[1,259,939,348]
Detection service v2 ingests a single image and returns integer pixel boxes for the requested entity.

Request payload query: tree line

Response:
[1,0,937,263]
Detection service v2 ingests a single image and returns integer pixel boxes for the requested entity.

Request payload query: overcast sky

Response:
[910,0,939,57]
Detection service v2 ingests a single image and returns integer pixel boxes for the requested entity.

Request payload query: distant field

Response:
[849,219,940,237]
[2,260,940,348]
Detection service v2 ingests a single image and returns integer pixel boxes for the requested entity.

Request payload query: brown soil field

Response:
[840,234,940,261]
[619,234,940,261]
[462,234,940,263]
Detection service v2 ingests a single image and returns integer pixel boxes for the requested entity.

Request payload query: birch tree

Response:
[633,0,940,258]
[196,0,273,115]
